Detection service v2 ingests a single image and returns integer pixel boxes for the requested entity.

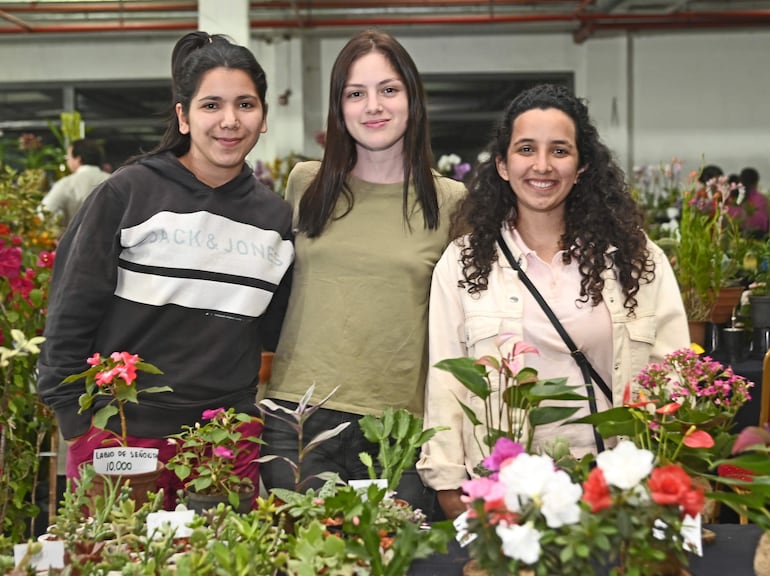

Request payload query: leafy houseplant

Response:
[62,351,170,447]
[434,335,585,462]
[358,407,447,493]
[165,407,264,510]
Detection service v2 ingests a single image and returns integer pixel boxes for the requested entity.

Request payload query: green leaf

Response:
[93,404,118,430]
[434,357,490,399]
[527,378,587,401]
[529,406,581,427]
[456,398,483,427]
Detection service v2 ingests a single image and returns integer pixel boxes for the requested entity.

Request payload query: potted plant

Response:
[661,171,746,344]
[61,351,171,507]
[165,407,263,513]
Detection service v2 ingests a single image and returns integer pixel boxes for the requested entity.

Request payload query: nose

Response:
[532,152,552,173]
[365,93,382,114]
[221,106,240,129]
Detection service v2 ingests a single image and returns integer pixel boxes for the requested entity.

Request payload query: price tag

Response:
[348,479,389,500]
[147,510,195,539]
[14,541,64,571]
[653,513,703,557]
[92,447,159,475]
[453,510,477,547]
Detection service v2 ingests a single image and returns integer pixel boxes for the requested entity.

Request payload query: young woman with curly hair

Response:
[417,84,688,520]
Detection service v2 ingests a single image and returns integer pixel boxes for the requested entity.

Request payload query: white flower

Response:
[596,440,654,489]
[499,453,556,508]
[437,153,461,173]
[477,150,491,163]
[540,470,582,528]
[497,522,542,565]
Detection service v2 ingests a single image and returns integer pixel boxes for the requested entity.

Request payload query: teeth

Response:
[530,181,552,189]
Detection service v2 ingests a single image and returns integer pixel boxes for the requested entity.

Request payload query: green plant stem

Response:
[117,398,128,447]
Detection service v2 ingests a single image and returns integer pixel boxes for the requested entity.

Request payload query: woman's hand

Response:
[437,488,466,520]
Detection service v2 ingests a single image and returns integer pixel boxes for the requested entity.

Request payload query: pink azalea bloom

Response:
[462,476,507,503]
[86,353,102,366]
[483,437,525,472]
[203,408,226,420]
[116,363,137,385]
[213,446,234,459]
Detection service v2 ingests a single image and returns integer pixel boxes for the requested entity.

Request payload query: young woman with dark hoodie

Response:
[37,31,294,508]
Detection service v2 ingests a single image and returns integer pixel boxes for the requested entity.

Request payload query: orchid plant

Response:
[62,351,170,447]
[463,438,703,576]
[165,407,263,508]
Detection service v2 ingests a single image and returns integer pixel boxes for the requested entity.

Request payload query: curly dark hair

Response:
[452,84,653,315]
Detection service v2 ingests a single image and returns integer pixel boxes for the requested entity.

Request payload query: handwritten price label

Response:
[92,447,159,475]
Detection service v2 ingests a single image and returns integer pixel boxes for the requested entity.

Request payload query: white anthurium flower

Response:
[540,470,583,528]
[499,453,557,510]
[497,522,542,565]
[596,440,654,489]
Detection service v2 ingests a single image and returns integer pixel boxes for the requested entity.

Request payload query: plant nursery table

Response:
[408,523,764,576]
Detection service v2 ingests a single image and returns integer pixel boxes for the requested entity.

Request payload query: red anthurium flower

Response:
[656,402,682,415]
[683,429,714,449]
[717,464,755,482]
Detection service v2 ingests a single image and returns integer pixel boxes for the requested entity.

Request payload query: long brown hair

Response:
[298,29,438,238]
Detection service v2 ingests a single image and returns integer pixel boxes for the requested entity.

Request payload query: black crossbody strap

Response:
[497,234,611,452]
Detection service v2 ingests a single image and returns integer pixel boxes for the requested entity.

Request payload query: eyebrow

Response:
[344,78,403,89]
[513,137,575,147]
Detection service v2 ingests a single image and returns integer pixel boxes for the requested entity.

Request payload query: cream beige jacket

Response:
[417,227,690,491]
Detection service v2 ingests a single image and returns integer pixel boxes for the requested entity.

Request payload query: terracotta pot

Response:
[259,351,274,385]
[84,460,164,510]
[688,320,707,348]
[711,286,744,324]
[185,484,255,515]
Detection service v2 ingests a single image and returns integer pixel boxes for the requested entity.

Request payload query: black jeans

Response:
[260,400,438,519]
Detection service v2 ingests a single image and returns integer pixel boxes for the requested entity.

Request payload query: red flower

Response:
[202,408,226,420]
[582,467,613,512]
[656,402,682,415]
[0,244,22,279]
[647,464,692,506]
[717,464,755,482]
[682,429,714,449]
[681,484,705,518]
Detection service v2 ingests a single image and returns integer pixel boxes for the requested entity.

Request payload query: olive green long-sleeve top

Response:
[265,161,466,416]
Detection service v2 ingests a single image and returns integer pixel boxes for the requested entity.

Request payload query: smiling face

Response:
[495,107,581,219]
[176,67,267,187]
[341,50,409,158]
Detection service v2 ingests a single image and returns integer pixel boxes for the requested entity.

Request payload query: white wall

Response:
[1,28,769,182]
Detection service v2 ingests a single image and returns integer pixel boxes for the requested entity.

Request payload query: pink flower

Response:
[95,368,117,387]
[202,408,226,420]
[0,244,22,279]
[36,250,55,269]
[86,353,102,366]
[483,437,525,472]
[462,476,507,504]
[213,446,234,459]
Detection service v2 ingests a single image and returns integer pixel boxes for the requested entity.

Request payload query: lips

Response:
[363,119,389,128]
[216,137,242,147]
